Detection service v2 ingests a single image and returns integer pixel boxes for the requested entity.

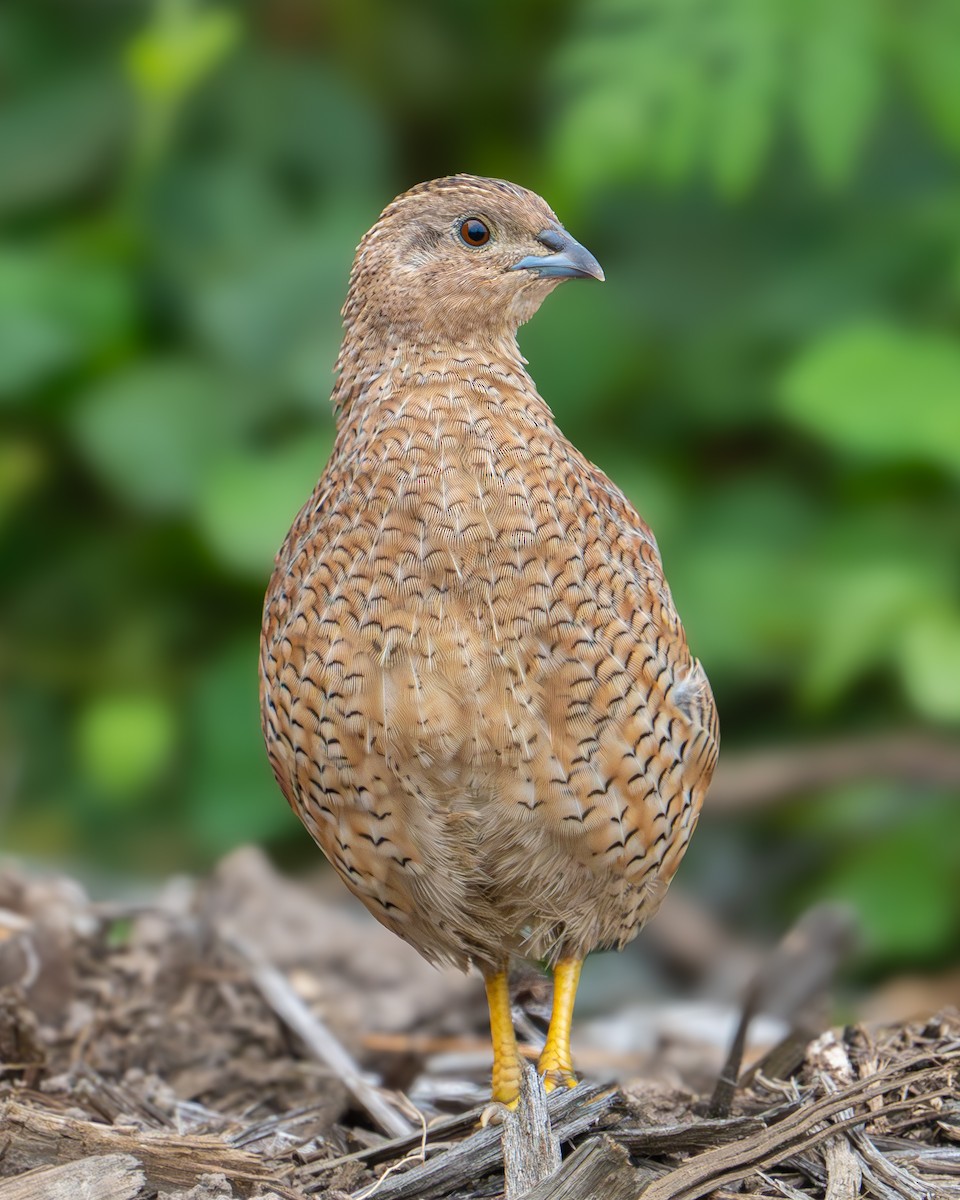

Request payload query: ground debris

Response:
[1,853,958,1199]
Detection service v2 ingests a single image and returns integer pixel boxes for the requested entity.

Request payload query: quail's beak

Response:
[510,228,605,282]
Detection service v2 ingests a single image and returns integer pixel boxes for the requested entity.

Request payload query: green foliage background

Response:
[2,0,959,978]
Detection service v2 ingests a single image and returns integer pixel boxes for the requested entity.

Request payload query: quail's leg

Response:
[483,966,524,1106]
[537,957,582,1091]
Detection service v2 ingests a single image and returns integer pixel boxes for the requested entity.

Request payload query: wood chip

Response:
[514,1136,639,1200]
[0,1154,144,1200]
[501,1065,560,1199]
[0,1100,286,1197]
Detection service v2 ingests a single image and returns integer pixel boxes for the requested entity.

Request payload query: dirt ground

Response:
[1,847,958,1199]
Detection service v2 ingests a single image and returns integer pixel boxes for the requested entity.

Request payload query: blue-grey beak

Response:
[510,227,605,282]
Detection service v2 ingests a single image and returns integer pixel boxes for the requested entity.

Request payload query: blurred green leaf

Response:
[0,312,71,399]
[0,437,46,528]
[799,560,939,708]
[185,639,291,852]
[794,503,956,708]
[899,607,960,723]
[75,692,178,801]
[284,338,340,413]
[898,0,960,155]
[780,322,960,475]
[669,475,818,680]
[518,281,635,430]
[125,0,240,105]
[0,247,133,400]
[0,69,128,215]
[197,432,333,577]
[70,358,255,512]
[187,226,350,377]
[151,158,294,271]
[203,53,392,194]
[791,0,881,189]
[704,0,780,199]
[814,798,960,962]
[125,0,241,176]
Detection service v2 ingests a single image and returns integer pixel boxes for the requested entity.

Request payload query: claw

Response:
[479,1099,516,1127]
[541,1066,579,1093]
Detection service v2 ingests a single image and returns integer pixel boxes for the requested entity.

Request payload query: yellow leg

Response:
[484,967,523,1106]
[537,957,582,1091]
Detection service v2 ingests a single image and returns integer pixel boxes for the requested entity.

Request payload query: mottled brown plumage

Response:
[259,175,719,1102]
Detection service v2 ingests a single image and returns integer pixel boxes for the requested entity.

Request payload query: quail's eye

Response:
[459,218,491,247]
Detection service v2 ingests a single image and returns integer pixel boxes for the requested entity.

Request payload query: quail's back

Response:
[260,175,719,1103]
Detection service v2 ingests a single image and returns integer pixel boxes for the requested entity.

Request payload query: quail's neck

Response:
[332,323,541,425]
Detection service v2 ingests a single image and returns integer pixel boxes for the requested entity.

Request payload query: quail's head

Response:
[343,174,604,344]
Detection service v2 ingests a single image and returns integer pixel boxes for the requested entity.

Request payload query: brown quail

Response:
[259,175,719,1104]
